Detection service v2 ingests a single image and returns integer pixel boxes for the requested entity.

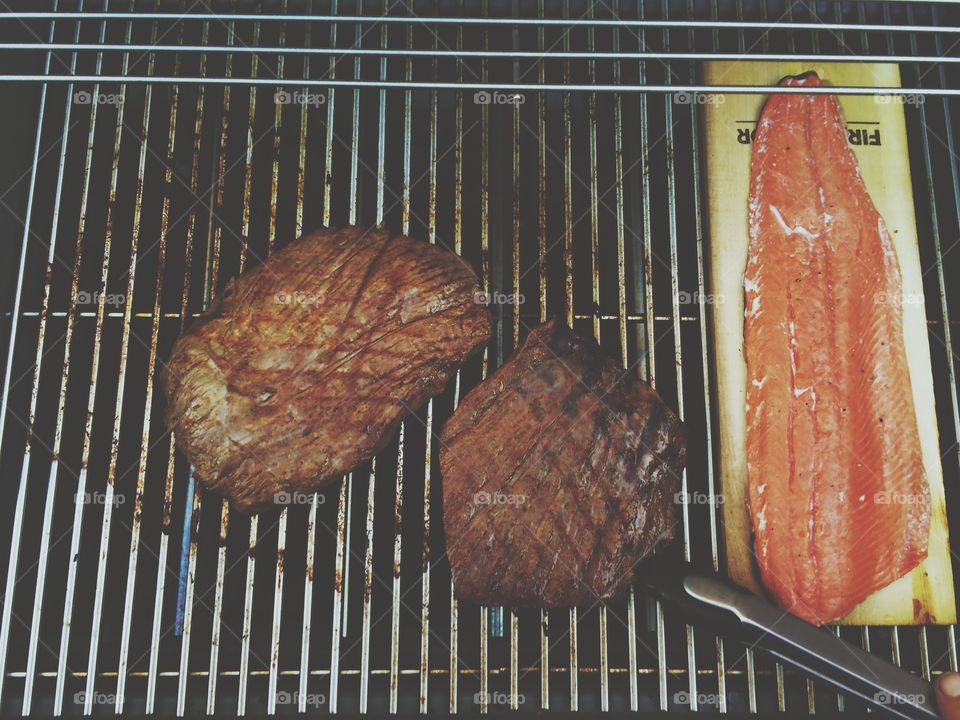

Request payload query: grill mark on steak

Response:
[163,226,490,513]
[440,319,686,608]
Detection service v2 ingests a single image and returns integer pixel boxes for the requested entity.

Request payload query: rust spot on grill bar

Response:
[218,502,230,545]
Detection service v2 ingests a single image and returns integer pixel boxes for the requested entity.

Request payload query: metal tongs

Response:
[643,556,940,720]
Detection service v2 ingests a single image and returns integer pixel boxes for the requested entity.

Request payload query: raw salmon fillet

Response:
[744,72,930,625]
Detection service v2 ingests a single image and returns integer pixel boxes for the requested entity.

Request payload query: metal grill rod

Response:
[6,43,960,65]
[4,12,959,34]
[692,0,726,711]
[0,7,64,710]
[931,4,960,682]
[446,4,465,712]
[50,7,134,713]
[607,2,644,711]
[265,8,291,715]
[204,15,234,714]
[17,9,85,715]
[116,15,185,712]
[914,0,960,687]
[661,5,700,712]
[5,76,956,95]
[235,16,265,716]
[82,11,163,711]
[581,6,614,712]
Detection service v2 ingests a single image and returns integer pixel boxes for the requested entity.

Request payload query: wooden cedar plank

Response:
[704,61,955,625]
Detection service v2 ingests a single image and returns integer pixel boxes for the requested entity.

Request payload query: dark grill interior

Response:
[0,1,958,716]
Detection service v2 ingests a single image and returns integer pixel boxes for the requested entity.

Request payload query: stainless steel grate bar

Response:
[205,14,235,714]
[265,8,290,715]
[117,8,183,713]
[358,8,387,714]
[448,7,465,713]
[913,0,960,692]
[167,17,210,717]
[18,6,83,714]
[7,42,960,65]
[4,11,958,33]
[50,8,132,712]
[6,75,960,95]
[660,3,700,713]
[236,18,265,715]
[693,1,726,713]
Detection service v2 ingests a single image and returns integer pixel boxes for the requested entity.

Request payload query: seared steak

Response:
[163,226,490,513]
[440,319,686,607]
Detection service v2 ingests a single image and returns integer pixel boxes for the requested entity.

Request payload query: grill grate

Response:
[0,1,958,716]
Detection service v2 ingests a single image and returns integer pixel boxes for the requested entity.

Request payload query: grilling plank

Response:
[705,61,955,625]
[163,226,490,513]
[440,319,686,608]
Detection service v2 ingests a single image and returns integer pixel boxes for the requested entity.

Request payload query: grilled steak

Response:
[163,226,490,513]
[440,319,686,607]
